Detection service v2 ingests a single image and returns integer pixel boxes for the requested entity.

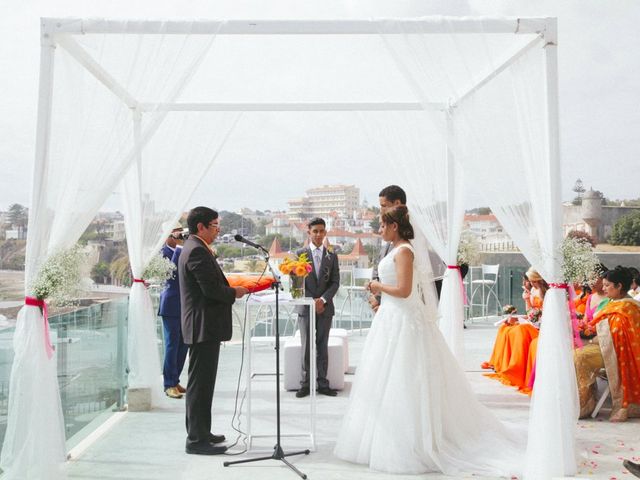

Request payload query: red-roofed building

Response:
[265,214,306,242]
[338,238,370,269]
[268,237,290,259]
[463,214,502,235]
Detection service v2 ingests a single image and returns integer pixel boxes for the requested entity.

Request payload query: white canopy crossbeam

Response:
[46,17,555,115]
[452,33,545,108]
[56,34,139,109]
[42,17,553,36]
[4,15,572,480]
[137,101,447,112]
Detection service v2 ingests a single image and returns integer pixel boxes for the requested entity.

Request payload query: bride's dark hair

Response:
[381,206,414,240]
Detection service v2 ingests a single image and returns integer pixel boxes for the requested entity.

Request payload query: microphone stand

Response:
[224,250,310,479]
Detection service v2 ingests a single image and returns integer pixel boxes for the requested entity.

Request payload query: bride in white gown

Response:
[334,206,526,476]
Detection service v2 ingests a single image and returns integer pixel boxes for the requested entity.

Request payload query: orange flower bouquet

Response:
[279,253,312,298]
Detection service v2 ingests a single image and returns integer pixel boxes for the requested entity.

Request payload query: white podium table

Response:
[243,293,316,451]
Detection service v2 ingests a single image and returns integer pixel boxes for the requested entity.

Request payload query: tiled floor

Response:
[66,323,640,480]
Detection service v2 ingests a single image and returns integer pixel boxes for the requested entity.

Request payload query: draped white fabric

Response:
[454,44,578,479]
[376,22,541,364]
[377,20,576,478]
[123,110,241,404]
[11,17,573,480]
[360,110,466,362]
[1,24,219,478]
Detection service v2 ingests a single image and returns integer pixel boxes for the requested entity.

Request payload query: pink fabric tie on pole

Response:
[549,282,582,348]
[528,283,583,390]
[447,265,468,305]
[24,296,54,360]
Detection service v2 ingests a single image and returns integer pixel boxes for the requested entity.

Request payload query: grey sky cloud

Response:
[1,0,638,212]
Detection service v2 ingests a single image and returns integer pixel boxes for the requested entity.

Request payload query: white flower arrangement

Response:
[560,236,601,285]
[143,254,176,287]
[30,245,87,306]
[457,231,481,266]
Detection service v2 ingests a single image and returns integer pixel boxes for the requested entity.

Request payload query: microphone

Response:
[234,234,269,255]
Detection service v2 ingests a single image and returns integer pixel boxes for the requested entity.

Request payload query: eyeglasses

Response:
[208,223,221,230]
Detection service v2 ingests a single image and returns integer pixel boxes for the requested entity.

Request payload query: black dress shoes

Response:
[208,433,226,444]
[185,441,228,455]
[317,386,338,397]
[295,386,310,398]
[624,459,640,478]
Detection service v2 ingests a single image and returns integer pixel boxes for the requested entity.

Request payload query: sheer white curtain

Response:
[378,19,576,478]
[454,45,577,479]
[123,110,241,405]
[360,110,466,361]
[1,24,218,479]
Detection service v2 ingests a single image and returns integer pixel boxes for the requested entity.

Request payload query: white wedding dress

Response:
[334,243,526,476]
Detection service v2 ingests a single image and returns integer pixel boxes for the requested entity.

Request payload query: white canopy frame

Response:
[1,17,571,480]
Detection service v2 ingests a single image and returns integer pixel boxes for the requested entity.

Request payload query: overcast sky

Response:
[0,0,638,213]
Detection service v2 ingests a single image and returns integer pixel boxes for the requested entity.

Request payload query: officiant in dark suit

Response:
[294,217,340,398]
[179,206,249,455]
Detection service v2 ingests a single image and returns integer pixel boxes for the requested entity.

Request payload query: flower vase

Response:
[290,274,305,299]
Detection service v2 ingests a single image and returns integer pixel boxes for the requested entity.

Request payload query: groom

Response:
[369,185,406,312]
[294,217,340,398]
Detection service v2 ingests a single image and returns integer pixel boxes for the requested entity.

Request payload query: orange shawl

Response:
[227,274,276,293]
[592,298,640,408]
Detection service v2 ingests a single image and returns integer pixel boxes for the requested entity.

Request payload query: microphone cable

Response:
[224,262,270,456]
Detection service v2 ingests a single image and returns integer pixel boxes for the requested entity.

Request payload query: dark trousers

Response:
[162,315,188,389]
[185,341,220,445]
[298,310,333,389]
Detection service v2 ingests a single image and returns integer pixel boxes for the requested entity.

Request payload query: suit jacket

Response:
[294,246,340,317]
[158,245,182,317]
[179,236,236,344]
[371,242,392,281]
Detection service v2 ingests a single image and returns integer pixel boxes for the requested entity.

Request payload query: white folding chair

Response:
[591,368,610,418]
[470,264,501,318]
[339,267,373,334]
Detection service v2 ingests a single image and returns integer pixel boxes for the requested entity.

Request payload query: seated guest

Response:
[574,283,589,316]
[525,266,610,394]
[495,268,547,390]
[580,265,610,324]
[574,266,640,421]
[628,267,640,300]
[481,275,531,371]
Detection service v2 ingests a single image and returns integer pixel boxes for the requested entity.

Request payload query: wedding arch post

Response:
[5,17,572,480]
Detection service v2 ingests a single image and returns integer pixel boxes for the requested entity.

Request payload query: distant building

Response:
[4,229,21,240]
[103,220,126,242]
[463,214,502,235]
[326,229,378,248]
[563,188,640,242]
[463,214,516,252]
[264,214,307,242]
[338,238,370,270]
[288,184,360,221]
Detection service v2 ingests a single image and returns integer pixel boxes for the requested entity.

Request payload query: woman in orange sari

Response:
[524,269,609,394]
[574,266,640,421]
[496,268,546,389]
[481,275,532,372]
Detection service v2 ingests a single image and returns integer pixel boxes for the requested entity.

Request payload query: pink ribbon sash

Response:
[447,265,468,305]
[25,296,54,359]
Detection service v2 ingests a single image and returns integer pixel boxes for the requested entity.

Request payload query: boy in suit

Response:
[295,217,340,398]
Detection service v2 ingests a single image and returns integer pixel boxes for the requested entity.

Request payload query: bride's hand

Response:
[368,280,382,295]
